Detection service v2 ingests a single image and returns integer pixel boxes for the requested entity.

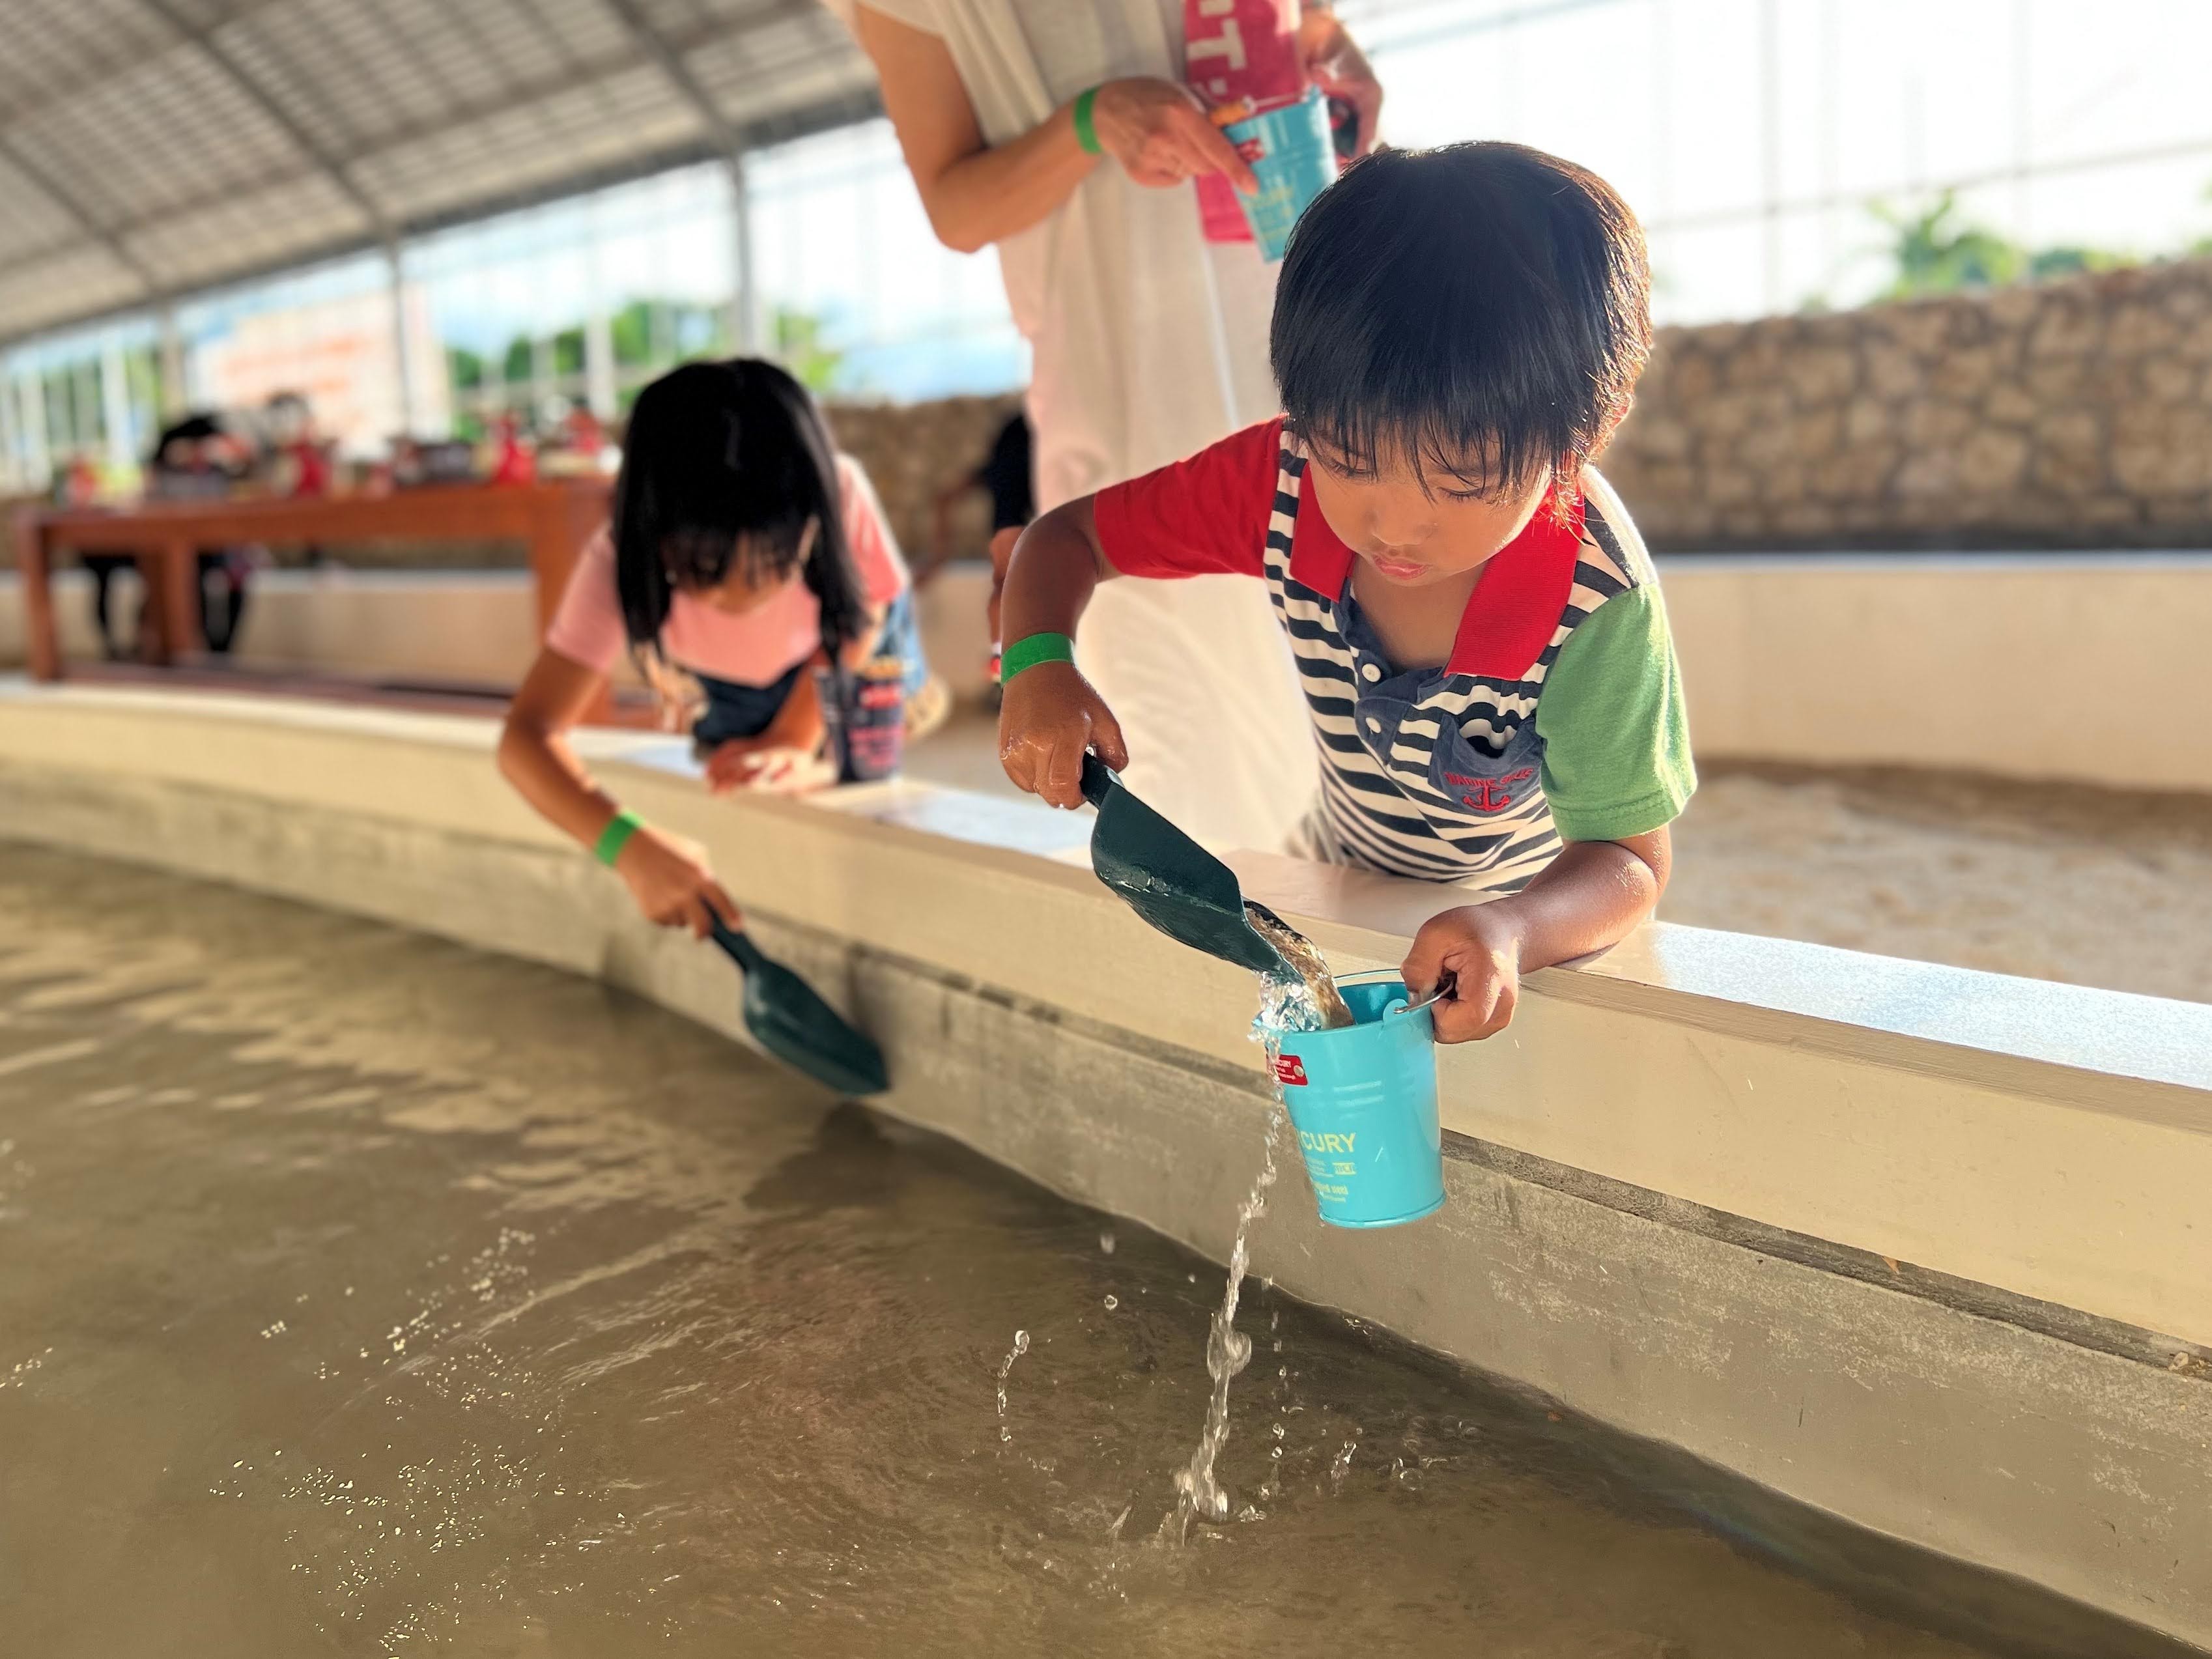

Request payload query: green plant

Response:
[1872,191,2023,297]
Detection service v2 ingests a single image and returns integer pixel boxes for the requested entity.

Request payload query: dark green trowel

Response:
[707,914,888,1098]
[1079,752,1293,977]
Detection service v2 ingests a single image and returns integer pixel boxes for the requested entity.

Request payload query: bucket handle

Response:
[1333,967,1454,1024]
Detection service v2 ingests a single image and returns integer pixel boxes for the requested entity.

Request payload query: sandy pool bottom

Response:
[1664,765,2212,1004]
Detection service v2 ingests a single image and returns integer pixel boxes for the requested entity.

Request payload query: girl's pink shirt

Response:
[546,453,909,684]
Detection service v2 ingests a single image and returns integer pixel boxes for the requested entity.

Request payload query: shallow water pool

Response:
[0,845,2181,1657]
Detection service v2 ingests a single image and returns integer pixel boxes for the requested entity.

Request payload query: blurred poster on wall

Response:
[194,285,449,456]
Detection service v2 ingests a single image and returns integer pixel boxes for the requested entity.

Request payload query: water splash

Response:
[995,1329,1030,1443]
[1163,1099,1283,1538]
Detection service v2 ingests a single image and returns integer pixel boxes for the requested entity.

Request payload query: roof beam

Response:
[135,0,393,240]
[599,0,750,162]
[0,132,159,297]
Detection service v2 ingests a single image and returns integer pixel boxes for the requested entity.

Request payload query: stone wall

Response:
[824,391,1023,566]
[1602,258,2212,550]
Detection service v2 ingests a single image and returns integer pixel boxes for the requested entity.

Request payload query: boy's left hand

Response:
[1402,904,1524,1043]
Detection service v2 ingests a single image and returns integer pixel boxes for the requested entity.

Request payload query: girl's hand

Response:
[1298,10,1383,158]
[1402,904,1524,1043]
[999,660,1128,809]
[706,739,836,795]
[614,823,741,937]
[1091,78,1259,193]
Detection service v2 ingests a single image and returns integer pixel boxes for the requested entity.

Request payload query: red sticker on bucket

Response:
[1273,1053,1309,1086]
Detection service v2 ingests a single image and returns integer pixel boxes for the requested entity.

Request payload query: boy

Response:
[994,143,1693,1043]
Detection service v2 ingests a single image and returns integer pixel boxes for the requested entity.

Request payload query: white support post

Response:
[584,307,616,419]
[0,360,19,493]
[18,369,51,489]
[728,152,763,356]
[157,304,188,420]
[386,239,418,439]
[99,335,134,474]
[1759,0,1781,315]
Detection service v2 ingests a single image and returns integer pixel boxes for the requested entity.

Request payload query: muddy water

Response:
[0,845,2179,1659]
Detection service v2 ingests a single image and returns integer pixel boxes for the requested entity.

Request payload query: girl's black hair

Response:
[1271,142,1652,500]
[612,358,868,662]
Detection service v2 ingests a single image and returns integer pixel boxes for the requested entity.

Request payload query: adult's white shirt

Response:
[838,0,1316,852]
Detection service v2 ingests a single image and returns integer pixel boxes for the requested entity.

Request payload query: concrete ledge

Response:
[1,681,2208,1648]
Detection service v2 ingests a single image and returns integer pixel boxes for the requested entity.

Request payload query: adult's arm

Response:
[854,4,1256,255]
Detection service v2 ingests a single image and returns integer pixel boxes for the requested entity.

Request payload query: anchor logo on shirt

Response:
[1462,778,1513,812]
[1459,769,1533,812]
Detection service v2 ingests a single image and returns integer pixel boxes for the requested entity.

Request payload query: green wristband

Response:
[1071,86,1103,156]
[999,632,1075,681]
[595,808,644,868]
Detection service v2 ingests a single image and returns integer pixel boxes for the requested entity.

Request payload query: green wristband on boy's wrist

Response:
[1071,86,1104,156]
[1000,632,1076,681]
[594,808,644,868]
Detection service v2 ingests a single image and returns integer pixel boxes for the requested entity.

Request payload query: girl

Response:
[498,358,933,937]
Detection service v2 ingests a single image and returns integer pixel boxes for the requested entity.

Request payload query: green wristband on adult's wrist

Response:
[595,808,644,868]
[1000,632,1075,681]
[1071,86,1103,156]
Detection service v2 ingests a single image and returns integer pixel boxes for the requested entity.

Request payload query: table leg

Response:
[14,512,60,682]
[145,539,199,667]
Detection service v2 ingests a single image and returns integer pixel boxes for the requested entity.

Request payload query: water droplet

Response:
[1102,1295,1118,1311]
[1099,1230,1116,1255]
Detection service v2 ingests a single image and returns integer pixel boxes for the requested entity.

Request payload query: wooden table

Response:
[11,479,610,698]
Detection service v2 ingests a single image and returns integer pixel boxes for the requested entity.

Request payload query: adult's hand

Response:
[1299,8,1383,158]
[1091,78,1258,193]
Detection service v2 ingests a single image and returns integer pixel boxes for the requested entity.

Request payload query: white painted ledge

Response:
[1,679,2207,1354]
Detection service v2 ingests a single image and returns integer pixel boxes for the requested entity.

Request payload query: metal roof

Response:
[0,0,881,345]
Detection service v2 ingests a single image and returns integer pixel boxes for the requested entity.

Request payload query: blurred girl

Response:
[498,358,930,935]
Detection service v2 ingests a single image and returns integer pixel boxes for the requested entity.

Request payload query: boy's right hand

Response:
[614,823,741,937]
[999,662,1128,810]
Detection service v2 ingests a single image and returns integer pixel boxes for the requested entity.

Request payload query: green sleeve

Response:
[1533,582,1695,843]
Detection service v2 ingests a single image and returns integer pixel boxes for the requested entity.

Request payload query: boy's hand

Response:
[1402,903,1524,1043]
[999,661,1128,809]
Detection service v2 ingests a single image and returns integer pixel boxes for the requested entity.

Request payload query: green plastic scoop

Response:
[1079,753,1292,977]
[708,915,888,1098]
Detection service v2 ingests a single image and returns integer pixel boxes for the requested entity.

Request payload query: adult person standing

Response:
[836,0,1382,851]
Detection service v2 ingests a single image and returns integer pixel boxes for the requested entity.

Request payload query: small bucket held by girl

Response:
[1268,970,1445,1228]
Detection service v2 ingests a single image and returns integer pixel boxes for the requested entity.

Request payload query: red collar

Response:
[1286,470,1586,679]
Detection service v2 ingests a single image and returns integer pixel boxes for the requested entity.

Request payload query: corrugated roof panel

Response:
[122,172,363,285]
[0,0,176,121]
[218,5,431,152]
[0,244,149,339]
[0,0,882,343]
[0,156,88,264]
[19,48,300,224]
[353,61,701,221]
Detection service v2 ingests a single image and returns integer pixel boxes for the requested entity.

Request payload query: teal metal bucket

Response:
[1268,971,1445,1229]
[1222,89,1337,261]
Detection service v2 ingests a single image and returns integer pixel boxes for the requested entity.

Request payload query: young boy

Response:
[995,142,1693,1043]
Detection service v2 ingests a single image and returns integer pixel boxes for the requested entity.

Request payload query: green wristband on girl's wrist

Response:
[595,808,645,868]
[1000,632,1075,681]
[1071,86,1104,156]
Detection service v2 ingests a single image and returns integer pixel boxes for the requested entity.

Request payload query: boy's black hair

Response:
[612,358,868,660]
[1271,142,1652,499]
